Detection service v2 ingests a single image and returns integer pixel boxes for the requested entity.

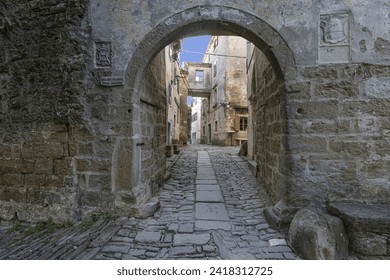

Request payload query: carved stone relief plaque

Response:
[95,42,112,67]
[319,12,350,63]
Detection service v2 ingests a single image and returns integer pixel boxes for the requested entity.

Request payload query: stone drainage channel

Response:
[0,146,298,260]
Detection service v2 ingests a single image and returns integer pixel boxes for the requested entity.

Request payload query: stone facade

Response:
[165,40,182,155]
[190,98,203,145]
[246,43,287,203]
[201,36,248,146]
[1,1,389,258]
[0,0,90,222]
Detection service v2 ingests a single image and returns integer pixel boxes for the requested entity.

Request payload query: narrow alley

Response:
[0,146,297,260]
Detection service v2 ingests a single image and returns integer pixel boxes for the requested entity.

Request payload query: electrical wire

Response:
[180,49,247,59]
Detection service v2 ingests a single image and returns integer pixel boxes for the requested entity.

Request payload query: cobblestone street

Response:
[0,145,298,260]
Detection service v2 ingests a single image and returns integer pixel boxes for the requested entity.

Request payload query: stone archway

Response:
[118,5,297,218]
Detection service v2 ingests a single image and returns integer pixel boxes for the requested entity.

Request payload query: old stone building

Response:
[190,97,203,145]
[184,61,213,144]
[165,40,184,156]
[0,0,389,259]
[200,36,249,146]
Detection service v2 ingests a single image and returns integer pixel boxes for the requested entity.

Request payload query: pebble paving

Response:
[0,145,299,260]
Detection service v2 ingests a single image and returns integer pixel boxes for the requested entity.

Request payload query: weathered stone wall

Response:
[179,70,189,146]
[138,52,167,201]
[203,36,248,146]
[0,0,89,222]
[286,63,390,208]
[225,37,248,146]
[247,46,287,202]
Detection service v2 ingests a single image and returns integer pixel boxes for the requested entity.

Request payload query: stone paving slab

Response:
[195,179,218,185]
[196,185,221,191]
[195,220,231,231]
[195,202,229,221]
[173,234,211,245]
[196,174,217,180]
[134,231,161,243]
[197,167,215,172]
[196,190,224,202]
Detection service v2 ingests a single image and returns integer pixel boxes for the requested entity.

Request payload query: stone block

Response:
[195,220,231,231]
[21,160,35,174]
[287,208,349,260]
[101,244,131,254]
[341,100,390,117]
[328,140,370,157]
[44,175,66,188]
[196,185,221,191]
[288,135,327,153]
[114,139,133,190]
[178,223,194,233]
[314,81,357,99]
[34,158,54,174]
[88,174,111,191]
[48,131,68,143]
[173,233,211,246]
[24,174,45,187]
[351,234,387,256]
[134,231,161,243]
[77,143,94,156]
[0,202,17,220]
[140,197,160,218]
[287,101,338,120]
[53,158,73,175]
[169,246,197,256]
[328,203,390,236]
[166,145,173,157]
[284,81,311,100]
[196,190,224,202]
[263,206,291,230]
[0,187,27,203]
[76,158,111,173]
[195,179,218,185]
[22,144,64,158]
[195,202,229,221]
[3,174,23,186]
[0,159,21,173]
[81,191,102,207]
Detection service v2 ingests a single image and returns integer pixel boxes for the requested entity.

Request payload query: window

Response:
[215,121,218,132]
[167,84,172,104]
[240,117,248,131]
[203,126,205,135]
[192,113,197,122]
[213,61,217,77]
[213,36,218,52]
[173,67,177,85]
[213,87,217,105]
[195,70,204,82]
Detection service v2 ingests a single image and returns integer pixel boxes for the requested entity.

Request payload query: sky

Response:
[179,35,211,105]
[179,35,211,65]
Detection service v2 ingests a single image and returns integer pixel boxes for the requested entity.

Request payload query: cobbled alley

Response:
[0,146,298,260]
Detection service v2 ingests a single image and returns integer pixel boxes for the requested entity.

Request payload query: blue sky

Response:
[179,35,211,64]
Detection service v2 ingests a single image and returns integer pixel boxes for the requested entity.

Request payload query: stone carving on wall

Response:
[320,14,348,45]
[319,12,350,63]
[95,42,112,67]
